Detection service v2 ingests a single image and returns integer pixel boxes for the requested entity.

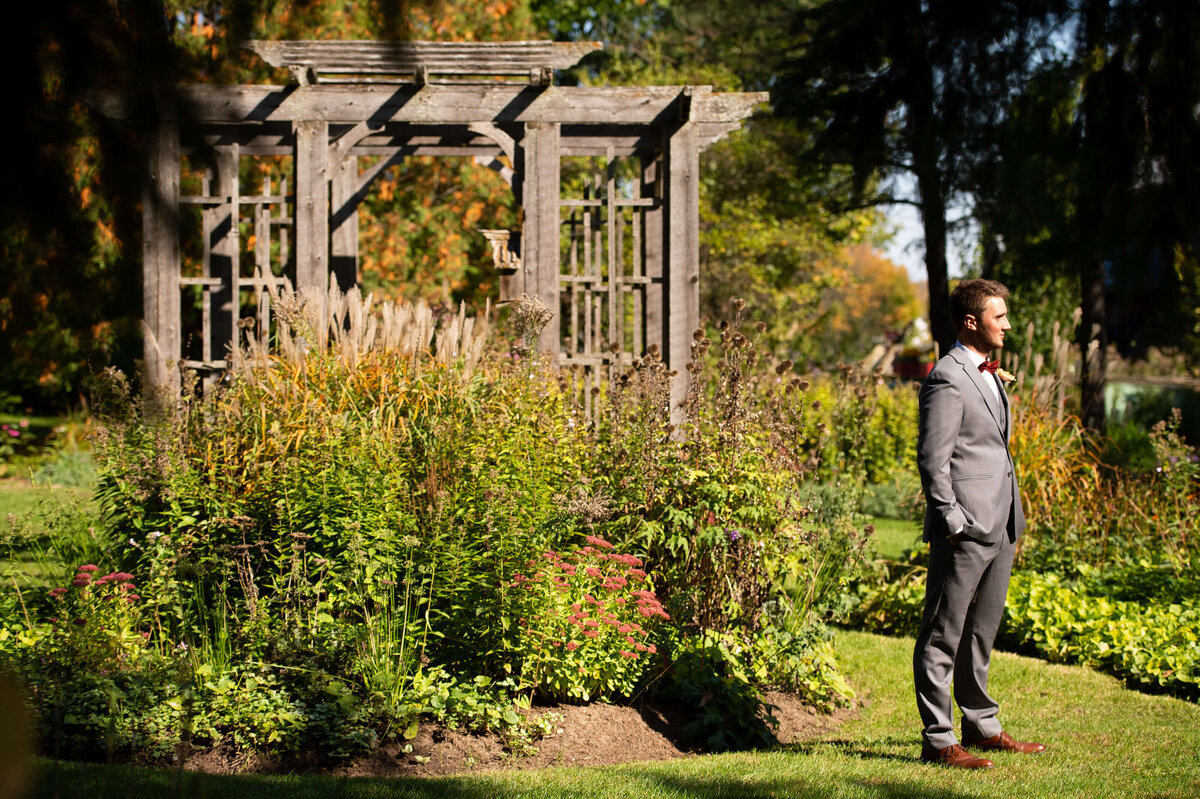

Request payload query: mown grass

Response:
[0,480,45,521]
[0,476,98,589]
[22,629,1200,799]
[868,516,921,561]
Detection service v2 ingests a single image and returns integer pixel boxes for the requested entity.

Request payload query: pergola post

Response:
[294,120,330,317]
[330,155,359,292]
[142,117,181,393]
[518,121,561,355]
[662,120,701,416]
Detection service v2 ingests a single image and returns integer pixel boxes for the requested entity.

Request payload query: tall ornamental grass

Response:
[1005,319,1200,573]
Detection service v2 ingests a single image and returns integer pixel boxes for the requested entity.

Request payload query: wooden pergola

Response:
[97,41,765,409]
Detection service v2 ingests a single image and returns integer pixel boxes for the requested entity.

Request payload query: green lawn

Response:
[868,516,922,560]
[0,475,99,589]
[24,629,1200,799]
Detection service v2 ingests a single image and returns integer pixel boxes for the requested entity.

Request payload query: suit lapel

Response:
[949,349,1006,435]
[998,374,1011,440]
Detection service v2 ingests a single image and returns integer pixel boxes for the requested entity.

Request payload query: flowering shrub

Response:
[514,535,667,701]
[0,418,34,469]
[44,564,148,669]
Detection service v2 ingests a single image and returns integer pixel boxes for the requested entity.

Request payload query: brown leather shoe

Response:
[921,743,994,769]
[963,731,1046,754]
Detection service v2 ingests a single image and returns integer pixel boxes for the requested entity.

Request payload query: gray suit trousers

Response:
[913,531,1015,749]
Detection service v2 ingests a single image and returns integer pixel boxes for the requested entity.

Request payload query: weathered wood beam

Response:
[94,85,765,127]
[328,120,380,166]
[517,122,561,355]
[330,155,358,291]
[663,121,701,420]
[467,122,516,162]
[142,118,181,394]
[293,120,330,310]
[187,128,742,158]
[246,40,602,78]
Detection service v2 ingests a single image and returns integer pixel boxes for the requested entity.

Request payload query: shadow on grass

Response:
[784,735,919,764]
[637,773,978,799]
[33,753,982,799]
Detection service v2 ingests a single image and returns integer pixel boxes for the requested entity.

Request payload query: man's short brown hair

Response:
[950,279,1010,331]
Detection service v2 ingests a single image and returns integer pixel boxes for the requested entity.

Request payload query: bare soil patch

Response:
[183,693,853,778]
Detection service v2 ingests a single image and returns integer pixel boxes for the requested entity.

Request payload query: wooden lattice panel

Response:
[559,153,660,415]
[177,148,293,382]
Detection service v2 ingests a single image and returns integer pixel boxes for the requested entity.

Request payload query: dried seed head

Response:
[755,321,767,334]
[692,328,705,341]
[609,341,621,354]
[509,294,555,346]
[732,298,746,311]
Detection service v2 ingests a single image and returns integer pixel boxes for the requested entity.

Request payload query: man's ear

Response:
[963,314,977,331]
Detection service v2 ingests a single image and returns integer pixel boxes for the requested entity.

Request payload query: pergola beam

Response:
[246,40,602,80]
[95,84,766,127]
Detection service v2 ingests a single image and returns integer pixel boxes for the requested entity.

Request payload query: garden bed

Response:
[198,692,846,778]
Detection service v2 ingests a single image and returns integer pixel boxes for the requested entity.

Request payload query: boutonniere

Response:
[978,359,1016,384]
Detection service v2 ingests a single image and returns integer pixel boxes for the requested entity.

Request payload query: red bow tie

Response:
[978,360,1000,374]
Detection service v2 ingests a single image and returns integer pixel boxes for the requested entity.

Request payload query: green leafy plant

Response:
[659,629,779,752]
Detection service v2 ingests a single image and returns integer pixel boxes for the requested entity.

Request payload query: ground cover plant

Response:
[0,286,882,765]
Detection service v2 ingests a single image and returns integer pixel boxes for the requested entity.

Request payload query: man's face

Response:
[968,296,1011,351]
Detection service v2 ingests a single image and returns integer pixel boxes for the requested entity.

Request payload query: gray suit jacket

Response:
[917,348,1025,544]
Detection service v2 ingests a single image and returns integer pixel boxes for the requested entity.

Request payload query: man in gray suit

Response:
[914,279,1045,769]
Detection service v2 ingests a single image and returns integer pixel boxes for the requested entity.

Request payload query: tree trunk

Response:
[921,185,953,357]
[908,16,955,357]
[1076,0,1109,434]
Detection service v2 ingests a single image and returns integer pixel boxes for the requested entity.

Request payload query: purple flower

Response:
[727,528,741,542]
